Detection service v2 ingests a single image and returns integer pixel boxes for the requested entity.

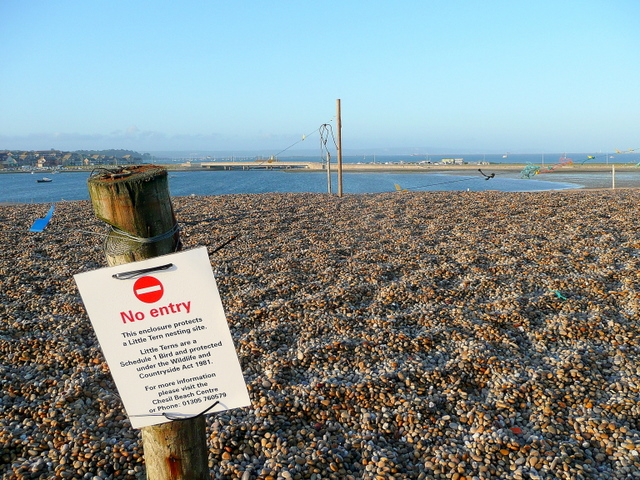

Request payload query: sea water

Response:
[151,152,640,165]
[0,170,585,204]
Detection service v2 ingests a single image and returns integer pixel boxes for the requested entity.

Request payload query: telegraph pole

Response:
[336,99,343,197]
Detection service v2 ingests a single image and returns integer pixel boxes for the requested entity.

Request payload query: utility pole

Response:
[337,99,343,197]
[87,165,208,480]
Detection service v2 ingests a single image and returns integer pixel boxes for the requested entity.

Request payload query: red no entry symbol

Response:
[133,276,164,303]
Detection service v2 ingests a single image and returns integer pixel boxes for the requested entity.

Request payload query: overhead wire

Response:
[248,122,333,169]
[269,126,322,159]
[393,169,503,191]
[319,124,338,149]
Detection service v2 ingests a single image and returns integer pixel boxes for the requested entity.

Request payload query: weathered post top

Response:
[87,165,181,265]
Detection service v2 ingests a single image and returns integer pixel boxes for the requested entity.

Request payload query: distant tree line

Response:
[0,149,153,168]
[74,149,153,161]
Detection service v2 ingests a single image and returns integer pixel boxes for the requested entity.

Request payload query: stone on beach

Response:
[1,190,640,479]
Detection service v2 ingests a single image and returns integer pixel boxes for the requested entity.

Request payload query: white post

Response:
[612,164,616,190]
[326,151,332,194]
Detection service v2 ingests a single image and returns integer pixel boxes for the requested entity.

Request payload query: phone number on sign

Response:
[180,391,227,406]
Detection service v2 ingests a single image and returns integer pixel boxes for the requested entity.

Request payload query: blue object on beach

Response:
[550,289,567,300]
[29,204,55,232]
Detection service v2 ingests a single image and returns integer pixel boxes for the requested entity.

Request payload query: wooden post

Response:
[336,99,343,197]
[142,417,208,480]
[87,165,208,480]
[87,165,181,266]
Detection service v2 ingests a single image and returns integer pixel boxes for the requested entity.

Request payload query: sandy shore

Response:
[2,190,640,479]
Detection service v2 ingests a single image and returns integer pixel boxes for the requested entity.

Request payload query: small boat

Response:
[37,177,52,183]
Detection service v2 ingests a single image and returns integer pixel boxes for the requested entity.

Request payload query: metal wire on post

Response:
[319,124,337,194]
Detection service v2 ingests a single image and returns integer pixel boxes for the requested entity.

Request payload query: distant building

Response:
[1,149,143,168]
[1,155,17,168]
[441,158,465,165]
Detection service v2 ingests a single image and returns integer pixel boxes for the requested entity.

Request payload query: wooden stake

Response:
[87,165,208,480]
[336,99,343,197]
[87,165,181,266]
[142,417,208,480]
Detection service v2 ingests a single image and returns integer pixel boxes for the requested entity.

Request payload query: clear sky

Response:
[1,0,639,154]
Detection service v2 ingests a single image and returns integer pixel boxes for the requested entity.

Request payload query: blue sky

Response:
[1,0,638,154]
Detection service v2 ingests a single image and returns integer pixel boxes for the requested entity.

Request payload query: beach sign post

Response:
[79,166,249,480]
[74,247,250,430]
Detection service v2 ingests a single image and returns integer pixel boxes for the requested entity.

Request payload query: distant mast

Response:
[337,99,343,197]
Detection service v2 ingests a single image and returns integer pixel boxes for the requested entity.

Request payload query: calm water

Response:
[0,169,584,204]
[4,151,640,203]
[154,152,640,165]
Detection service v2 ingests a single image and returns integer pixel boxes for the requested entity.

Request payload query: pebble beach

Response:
[2,189,640,480]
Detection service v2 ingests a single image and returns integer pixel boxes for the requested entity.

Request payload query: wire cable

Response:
[395,169,503,191]
[270,126,325,159]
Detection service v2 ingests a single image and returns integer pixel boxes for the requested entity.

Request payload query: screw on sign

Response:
[133,276,164,303]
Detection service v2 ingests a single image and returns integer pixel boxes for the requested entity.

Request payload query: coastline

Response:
[2,190,640,478]
[1,162,633,175]
[1,163,635,204]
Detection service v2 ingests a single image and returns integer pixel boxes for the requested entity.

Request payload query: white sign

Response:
[74,246,251,429]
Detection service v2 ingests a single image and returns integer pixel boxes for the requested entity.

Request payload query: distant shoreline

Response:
[0,162,636,175]
[1,163,636,206]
